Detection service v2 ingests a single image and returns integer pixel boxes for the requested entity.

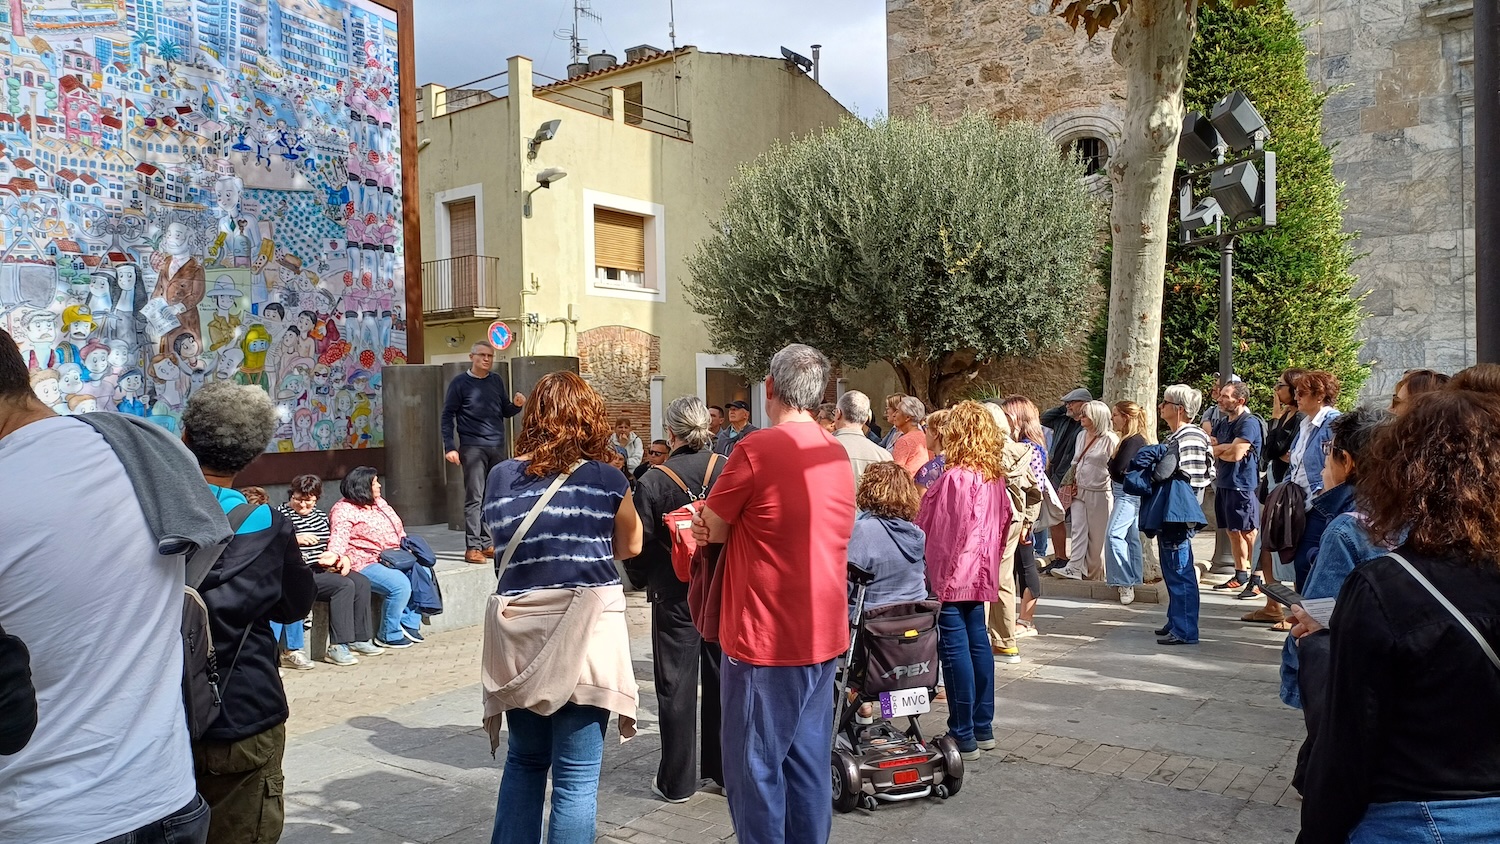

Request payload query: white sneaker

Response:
[1050,566,1082,580]
[1118,586,1135,606]
[280,650,314,671]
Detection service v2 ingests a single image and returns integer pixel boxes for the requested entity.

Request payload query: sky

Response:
[411,0,888,117]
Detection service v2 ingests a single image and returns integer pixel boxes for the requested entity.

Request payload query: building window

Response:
[1064,136,1108,176]
[623,82,643,126]
[593,207,647,289]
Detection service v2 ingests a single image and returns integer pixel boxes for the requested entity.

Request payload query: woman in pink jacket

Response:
[916,401,1011,761]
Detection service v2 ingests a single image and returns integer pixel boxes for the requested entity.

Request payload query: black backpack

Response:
[182,503,256,741]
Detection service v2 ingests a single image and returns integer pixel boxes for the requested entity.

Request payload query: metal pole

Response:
[1219,234,1235,380]
[1477,0,1500,362]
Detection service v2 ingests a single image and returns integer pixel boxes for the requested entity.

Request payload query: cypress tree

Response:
[1088,0,1368,411]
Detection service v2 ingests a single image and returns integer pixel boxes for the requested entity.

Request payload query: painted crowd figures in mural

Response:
[0,0,407,453]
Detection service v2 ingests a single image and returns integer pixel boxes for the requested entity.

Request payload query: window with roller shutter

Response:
[446,198,478,306]
[593,207,648,289]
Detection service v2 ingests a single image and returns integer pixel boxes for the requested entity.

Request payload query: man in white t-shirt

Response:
[0,327,210,843]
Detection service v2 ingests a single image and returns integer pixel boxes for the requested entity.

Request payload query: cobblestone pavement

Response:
[280,561,1304,844]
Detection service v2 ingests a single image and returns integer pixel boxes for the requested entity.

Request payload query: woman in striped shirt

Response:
[276,474,383,667]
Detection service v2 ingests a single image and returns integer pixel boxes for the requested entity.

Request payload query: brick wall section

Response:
[578,325,661,436]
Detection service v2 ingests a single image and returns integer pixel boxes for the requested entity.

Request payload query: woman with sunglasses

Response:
[1284,371,1342,590]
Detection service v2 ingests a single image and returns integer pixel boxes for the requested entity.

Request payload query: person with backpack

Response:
[0,328,226,844]
[631,395,726,804]
[181,382,316,844]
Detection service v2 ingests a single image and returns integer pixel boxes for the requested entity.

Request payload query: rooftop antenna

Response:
[669,0,677,50]
[554,0,601,65]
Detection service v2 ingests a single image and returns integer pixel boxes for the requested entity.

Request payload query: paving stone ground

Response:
[279,536,1304,844]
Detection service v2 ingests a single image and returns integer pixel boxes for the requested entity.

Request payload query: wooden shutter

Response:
[593,208,646,273]
[447,199,476,256]
[623,82,643,126]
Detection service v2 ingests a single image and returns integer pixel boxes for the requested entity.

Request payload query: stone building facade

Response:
[887,0,1479,399]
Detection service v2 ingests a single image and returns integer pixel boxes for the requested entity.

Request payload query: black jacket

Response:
[198,508,316,743]
[1262,409,1305,487]
[0,623,36,755]
[1039,404,1083,488]
[630,446,725,603]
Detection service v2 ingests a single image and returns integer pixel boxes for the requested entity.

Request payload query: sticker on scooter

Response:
[879,687,931,719]
[879,661,931,682]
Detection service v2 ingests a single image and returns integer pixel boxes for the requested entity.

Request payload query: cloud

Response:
[413,0,887,117]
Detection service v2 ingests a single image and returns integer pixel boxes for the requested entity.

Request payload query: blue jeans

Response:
[270,619,305,651]
[1105,482,1143,587]
[1350,797,1500,843]
[358,563,422,643]
[721,655,836,844]
[491,703,610,844]
[1158,527,1200,643]
[1032,527,1050,558]
[937,602,995,747]
[98,794,210,844]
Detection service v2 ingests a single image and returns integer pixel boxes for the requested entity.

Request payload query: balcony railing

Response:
[422,255,506,313]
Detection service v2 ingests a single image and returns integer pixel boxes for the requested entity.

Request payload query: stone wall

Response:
[887,0,1479,400]
[577,325,661,433]
[1294,0,1476,398]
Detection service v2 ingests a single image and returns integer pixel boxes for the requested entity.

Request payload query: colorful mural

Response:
[0,0,406,451]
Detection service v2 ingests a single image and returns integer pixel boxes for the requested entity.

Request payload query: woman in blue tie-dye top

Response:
[480,370,643,844]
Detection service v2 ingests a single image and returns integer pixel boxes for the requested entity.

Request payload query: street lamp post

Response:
[1176,91,1278,383]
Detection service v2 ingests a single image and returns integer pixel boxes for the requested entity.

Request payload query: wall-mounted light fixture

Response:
[522,167,568,218]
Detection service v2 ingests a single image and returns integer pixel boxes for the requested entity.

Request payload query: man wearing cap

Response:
[1039,387,1091,567]
[441,341,526,565]
[204,277,243,352]
[712,400,759,456]
[56,305,96,367]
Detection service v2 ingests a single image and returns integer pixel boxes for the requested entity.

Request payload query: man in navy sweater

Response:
[441,341,526,564]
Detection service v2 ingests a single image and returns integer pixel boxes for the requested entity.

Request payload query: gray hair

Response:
[1163,384,1203,420]
[767,343,830,411]
[182,381,277,473]
[837,390,872,425]
[897,395,927,423]
[470,341,493,354]
[664,395,713,450]
[1082,400,1112,437]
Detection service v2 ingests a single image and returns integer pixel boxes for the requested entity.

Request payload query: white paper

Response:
[1303,597,1336,627]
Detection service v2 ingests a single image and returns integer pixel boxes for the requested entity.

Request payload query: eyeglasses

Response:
[289,494,317,503]
[1275,382,1291,391]
[648,449,669,457]
[1159,400,1184,408]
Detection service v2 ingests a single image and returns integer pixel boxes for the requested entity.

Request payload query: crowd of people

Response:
[4,314,1500,844]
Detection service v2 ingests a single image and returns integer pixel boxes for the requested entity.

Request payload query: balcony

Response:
[421,255,507,320]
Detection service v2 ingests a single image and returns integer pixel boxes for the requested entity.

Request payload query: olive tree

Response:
[686,113,1101,408]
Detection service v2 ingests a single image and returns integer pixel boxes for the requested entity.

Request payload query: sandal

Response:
[1241,607,1285,624]
[1270,619,1295,632]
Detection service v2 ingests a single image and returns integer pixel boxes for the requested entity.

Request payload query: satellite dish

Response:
[780,46,812,73]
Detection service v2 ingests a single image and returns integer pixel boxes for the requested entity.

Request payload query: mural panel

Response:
[0,0,406,451]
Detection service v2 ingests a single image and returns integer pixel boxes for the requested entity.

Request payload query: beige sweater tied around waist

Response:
[481,584,639,754]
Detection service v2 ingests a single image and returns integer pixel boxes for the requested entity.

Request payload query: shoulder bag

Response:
[656,454,722,582]
[182,502,257,740]
[376,505,418,571]
[1388,552,1500,670]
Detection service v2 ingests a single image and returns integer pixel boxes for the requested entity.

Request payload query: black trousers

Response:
[651,597,723,799]
[314,569,373,645]
[1015,540,1042,599]
[461,445,507,550]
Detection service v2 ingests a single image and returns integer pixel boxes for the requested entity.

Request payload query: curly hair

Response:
[514,371,613,478]
[856,461,922,521]
[1295,370,1340,406]
[1359,389,1500,564]
[1449,364,1500,396]
[181,381,277,474]
[940,401,1004,482]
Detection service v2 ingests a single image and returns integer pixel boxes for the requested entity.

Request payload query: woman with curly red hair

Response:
[1294,388,1500,844]
[480,370,644,844]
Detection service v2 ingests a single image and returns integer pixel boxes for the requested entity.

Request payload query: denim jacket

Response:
[1279,513,1384,708]
[1289,408,1340,498]
[1292,482,1357,590]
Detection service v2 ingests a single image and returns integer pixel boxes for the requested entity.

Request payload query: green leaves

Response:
[685,114,1102,397]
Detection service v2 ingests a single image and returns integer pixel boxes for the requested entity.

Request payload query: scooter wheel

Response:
[933,734,964,797]
[860,794,879,811]
[832,751,862,813]
[935,784,950,800]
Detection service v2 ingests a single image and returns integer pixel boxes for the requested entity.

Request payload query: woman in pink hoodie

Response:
[916,401,1011,760]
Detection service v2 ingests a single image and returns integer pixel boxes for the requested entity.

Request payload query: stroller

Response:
[831,563,964,812]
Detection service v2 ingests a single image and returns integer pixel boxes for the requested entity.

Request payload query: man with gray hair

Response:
[440,340,526,564]
[692,343,855,844]
[833,390,894,484]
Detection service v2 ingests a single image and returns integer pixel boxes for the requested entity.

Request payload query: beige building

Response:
[415,46,849,435]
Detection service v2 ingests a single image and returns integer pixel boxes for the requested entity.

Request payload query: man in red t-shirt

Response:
[693,343,855,844]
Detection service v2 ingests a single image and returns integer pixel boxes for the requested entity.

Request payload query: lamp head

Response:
[1178,111,1223,168]
[535,167,567,188]
[1210,160,1262,220]
[1181,196,1223,233]
[1209,91,1267,152]
[532,119,561,144]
